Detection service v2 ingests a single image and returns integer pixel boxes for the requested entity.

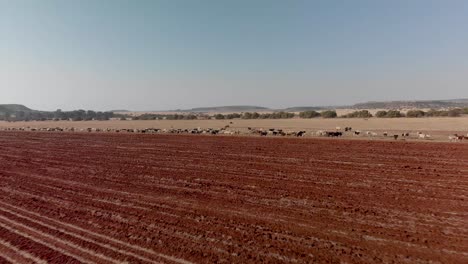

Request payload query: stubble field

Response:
[0,132,467,263]
[1,117,467,132]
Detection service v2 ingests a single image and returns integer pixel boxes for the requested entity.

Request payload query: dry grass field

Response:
[1,117,467,139]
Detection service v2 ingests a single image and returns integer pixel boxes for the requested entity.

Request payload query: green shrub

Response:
[321,110,337,118]
[426,109,446,117]
[225,113,241,119]
[448,108,462,117]
[385,110,404,118]
[375,111,388,118]
[270,112,294,119]
[406,110,425,118]
[214,114,225,120]
[299,111,321,118]
[341,110,373,118]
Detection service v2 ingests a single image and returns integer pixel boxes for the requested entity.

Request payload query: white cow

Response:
[419,133,431,139]
[316,130,326,136]
[366,131,377,137]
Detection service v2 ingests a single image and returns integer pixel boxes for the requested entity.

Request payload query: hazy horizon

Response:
[2,0,468,111]
[3,97,468,112]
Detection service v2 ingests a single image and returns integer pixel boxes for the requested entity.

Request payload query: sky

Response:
[1,0,468,111]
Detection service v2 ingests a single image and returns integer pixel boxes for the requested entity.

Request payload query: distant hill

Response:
[279,106,324,112]
[185,105,270,113]
[3,98,468,117]
[0,104,34,113]
[351,99,468,109]
[442,98,468,104]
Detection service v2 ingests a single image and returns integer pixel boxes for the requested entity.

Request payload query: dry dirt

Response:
[0,132,467,263]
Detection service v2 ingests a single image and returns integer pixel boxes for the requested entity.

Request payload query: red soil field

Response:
[0,132,467,263]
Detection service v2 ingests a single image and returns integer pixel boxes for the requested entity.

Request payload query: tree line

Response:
[342,108,468,118]
[131,113,200,120]
[0,109,115,122]
[215,111,296,119]
[2,107,467,122]
[404,108,468,117]
[212,110,338,119]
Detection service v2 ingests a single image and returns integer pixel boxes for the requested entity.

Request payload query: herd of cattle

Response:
[0,126,467,142]
[0,126,238,135]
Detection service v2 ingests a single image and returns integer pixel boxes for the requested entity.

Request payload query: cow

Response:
[325,131,342,137]
[453,134,465,141]
[316,130,326,136]
[393,135,399,140]
[296,131,306,137]
[419,133,431,139]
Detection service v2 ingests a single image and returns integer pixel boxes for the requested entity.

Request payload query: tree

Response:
[278,111,295,118]
[321,110,337,118]
[448,108,462,117]
[185,114,197,120]
[386,110,404,118]
[341,110,372,118]
[214,114,225,120]
[226,113,241,119]
[406,110,425,118]
[375,111,388,118]
[54,109,62,120]
[299,111,320,118]
[85,110,96,120]
[242,112,252,119]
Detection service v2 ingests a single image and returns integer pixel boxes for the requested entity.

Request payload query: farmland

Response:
[2,117,468,132]
[0,132,467,263]
[1,117,468,142]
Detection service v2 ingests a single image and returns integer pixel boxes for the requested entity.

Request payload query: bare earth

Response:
[0,132,467,263]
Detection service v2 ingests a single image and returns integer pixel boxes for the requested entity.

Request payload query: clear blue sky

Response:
[1,0,467,111]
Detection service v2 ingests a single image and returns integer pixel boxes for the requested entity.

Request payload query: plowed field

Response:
[0,132,467,263]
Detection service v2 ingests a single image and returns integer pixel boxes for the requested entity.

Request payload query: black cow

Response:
[296,131,306,137]
[326,131,342,137]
